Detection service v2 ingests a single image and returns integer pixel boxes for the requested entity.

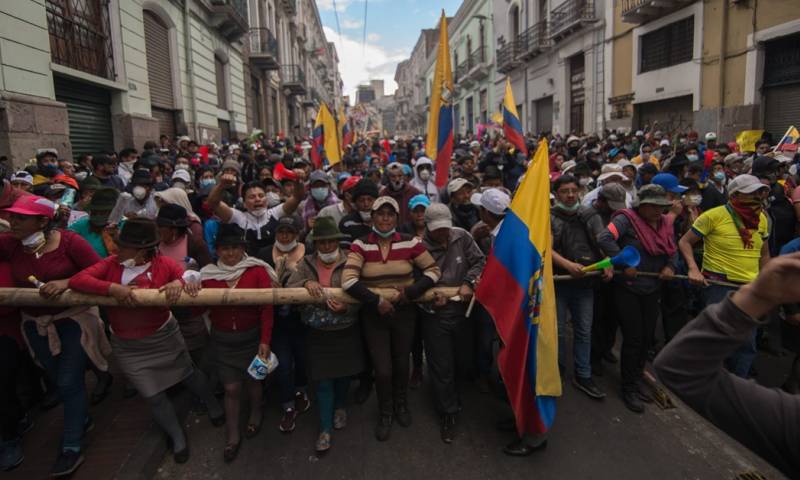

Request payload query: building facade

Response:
[0,0,340,165]
[607,0,800,141]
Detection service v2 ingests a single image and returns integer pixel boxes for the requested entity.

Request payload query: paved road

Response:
[155,364,785,480]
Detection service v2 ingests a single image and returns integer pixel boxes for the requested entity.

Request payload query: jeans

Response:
[703,284,757,378]
[363,304,416,416]
[24,319,87,451]
[615,288,660,392]
[556,284,594,379]
[271,311,308,409]
[591,282,617,366]
[422,313,472,415]
[315,377,350,433]
[0,336,23,441]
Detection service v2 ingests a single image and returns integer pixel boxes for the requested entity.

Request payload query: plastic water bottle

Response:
[59,188,76,208]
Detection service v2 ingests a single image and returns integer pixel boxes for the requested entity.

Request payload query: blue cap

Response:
[408,194,431,210]
[609,147,626,158]
[336,172,351,183]
[401,164,413,176]
[651,173,688,194]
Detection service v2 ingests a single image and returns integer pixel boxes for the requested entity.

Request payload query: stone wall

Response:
[0,93,70,167]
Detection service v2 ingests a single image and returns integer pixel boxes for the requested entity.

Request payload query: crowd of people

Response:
[0,127,798,476]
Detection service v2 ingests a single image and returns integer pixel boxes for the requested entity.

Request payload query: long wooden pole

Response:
[0,287,461,307]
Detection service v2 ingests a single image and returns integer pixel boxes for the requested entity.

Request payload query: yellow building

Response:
[607,0,800,142]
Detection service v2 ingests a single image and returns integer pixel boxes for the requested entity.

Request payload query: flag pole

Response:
[772,125,793,154]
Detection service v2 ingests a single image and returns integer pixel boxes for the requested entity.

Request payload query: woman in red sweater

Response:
[68,218,224,464]
[199,223,273,463]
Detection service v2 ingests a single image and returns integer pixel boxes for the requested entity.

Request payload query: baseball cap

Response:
[651,173,688,194]
[470,188,510,216]
[371,196,400,213]
[600,183,628,211]
[705,132,717,141]
[659,139,671,147]
[469,140,481,149]
[341,175,362,193]
[171,169,191,184]
[11,171,33,185]
[424,203,453,231]
[4,195,57,219]
[560,160,577,174]
[309,170,329,185]
[727,174,769,195]
[275,215,302,233]
[751,155,780,177]
[408,194,431,210]
[447,178,470,195]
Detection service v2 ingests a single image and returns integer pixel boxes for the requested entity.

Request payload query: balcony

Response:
[466,46,489,82]
[45,0,115,79]
[550,0,597,43]
[520,21,551,60]
[454,60,472,87]
[281,65,307,95]
[209,0,248,41]
[279,0,297,15]
[496,40,524,74]
[248,28,279,70]
[620,0,694,24]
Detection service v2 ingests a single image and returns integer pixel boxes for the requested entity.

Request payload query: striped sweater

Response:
[342,232,441,306]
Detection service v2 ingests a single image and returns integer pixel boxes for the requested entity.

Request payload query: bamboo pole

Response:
[0,287,461,307]
[553,271,742,288]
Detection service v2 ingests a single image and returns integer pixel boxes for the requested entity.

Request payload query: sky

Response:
[316,0,462,104]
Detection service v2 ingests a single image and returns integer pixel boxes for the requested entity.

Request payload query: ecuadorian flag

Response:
[425,11,454,188]
[311,103,341,168]
[776,125,799,153]
[475,140,561,435]
[338,104,353,152]
[502,78,527,157]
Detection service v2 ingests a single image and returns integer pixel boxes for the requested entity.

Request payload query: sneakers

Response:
[333,409,347,430]
[440,414,456,444]
[394,402,412,428]
[315,432,331,453]
[0,439,23,472]
[374,415,392,442]
[51,450,84,477]
[572,376,606,400]
[279,408,298,433]
[295,391,311,413]
[623,390,645,414]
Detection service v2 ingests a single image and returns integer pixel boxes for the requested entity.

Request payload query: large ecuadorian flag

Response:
[426,10,454,188]
[475,140,561,435]
[502,78,528,157]
[311,103,341,168]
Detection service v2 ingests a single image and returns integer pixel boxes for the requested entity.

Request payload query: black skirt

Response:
[210,327,260,384]
[307,324,364,382]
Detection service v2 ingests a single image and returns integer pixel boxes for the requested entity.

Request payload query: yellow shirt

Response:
[691,205,768,283]
[631,155,660,169]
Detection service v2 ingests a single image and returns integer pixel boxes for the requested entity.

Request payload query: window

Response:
[640,16,694,73]
[215,56,228,110]
[45,0,115,79]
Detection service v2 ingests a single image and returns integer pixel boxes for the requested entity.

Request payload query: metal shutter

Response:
[535,96,553,134]
[764,83,800,140]
[216,57,227,109]
[151,106,176,140]
[144,11,174,109]
[54,76,113,159]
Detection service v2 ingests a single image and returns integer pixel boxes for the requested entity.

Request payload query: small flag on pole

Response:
[502,78,527,157]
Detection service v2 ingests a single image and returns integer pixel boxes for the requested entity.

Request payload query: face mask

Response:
[687,154,699,162]
[359,210,372,221]
[266,192,281,208]
[250,208,267,218]
[275,239,297,252]
[119,258,137,268]
[555,201,580,213]
[391,179,404,190]
[419,170,431,181]
[713,171,726,183]
[132,186,148,201]
[200,178,216,189]
[21,230,46,250]
[311,187,329,202]
[684,194,702,206]
[175,164,189,171]
[579,177,592,187]
[40,164,58,178]
[372,226,396,238]
[317,249,339,264]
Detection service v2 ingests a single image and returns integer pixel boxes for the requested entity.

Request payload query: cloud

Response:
[366,33,381,42]
[340,17,363,29]
[316,0,353,12]
[323,26,408,102]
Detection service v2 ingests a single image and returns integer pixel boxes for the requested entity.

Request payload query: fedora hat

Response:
[116,218,160,249]
[215,223,248,247]
[156,204,190,228]
[308,216,347,241]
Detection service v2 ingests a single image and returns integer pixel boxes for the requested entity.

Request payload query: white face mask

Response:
[21,230,45,250]
[250,208,267,218]
[419,170,431,181]
[359,210,372,221]
[684,194,702,207]
[579,177,592,187]
[275,239,297,252]
[317,249,339,264]
[132,186,148,201]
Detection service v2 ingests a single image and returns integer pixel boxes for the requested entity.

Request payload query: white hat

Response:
[171,169,192,184]
[229,144,241,151]
[566,135,580,145]
[617,159,635,170]
[598,163,626,182]
[424,203,453,231]
[371,195,400,213]
[560,160,577,174]
[659,139,671,147]
[447,178,471,195]
[705,132,717,141]
[469,140,481,148]
[608,134,618,141]
[301,141,312,150]
[727,174,769,195]
[11,171,33,185]
[177,135,191,144]
[635,130,644,137]
[471,188,510,216]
